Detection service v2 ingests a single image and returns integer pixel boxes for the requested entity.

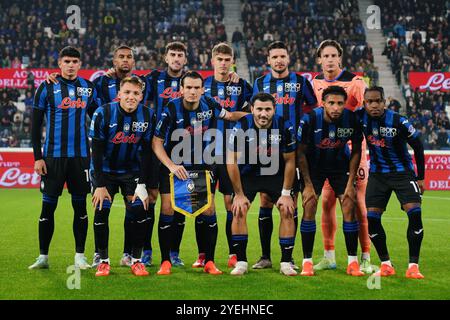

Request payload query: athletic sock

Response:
[143,203,155,251]
[324,250,336,261]
[171,211,186,255]
[158,213,174,263]
[226,211,234,254]
[232,234,248,262]
[300,219,316,259]
[279,237,295,263]
[128,199,147,260]
[195,215,206,254]
[123,206,134,255]
[367,211,390,262]
[406,207,424,264]
[93,200,112,260]
[71,194,88,254]
[39,194,58,255]
[203,214,218,262]
[343,221,359,257]
[258,207,273,259]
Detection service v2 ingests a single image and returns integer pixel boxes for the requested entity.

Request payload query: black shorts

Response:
[366,171,422,209]
[211,164,233,195]
[40,157,90,196]
[300,170,349,196]
[146,149,160,190]
[90,171,139,198]
[240,174,284,203]
[159,166,216,195]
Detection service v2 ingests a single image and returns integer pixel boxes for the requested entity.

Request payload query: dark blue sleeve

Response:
[282,119,297,153]
[297,113,310,144]
[302,77,317,113]
[155,107,172,140]
[33,82,48,110]
[89,107,105,141]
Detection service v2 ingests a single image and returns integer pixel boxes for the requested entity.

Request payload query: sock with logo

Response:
[407,207,424,264]
[232,234,248,262]
[158,213,174,263]
[123,204,134,255]
[343,221,359,257]
[300,220,316,259]
[195,215,206,254]
[93,200,112,260]
[143,203,155,251]
[280,237,295,263]
[258,207,273,260]
[39,194,58,255]
[203,213,218,262]
[367,211,390,261]
[171,211,186,255]
[71,194,88,254]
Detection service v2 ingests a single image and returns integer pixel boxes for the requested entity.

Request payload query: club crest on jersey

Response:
[284,82,301,92]
[132,121,149,132]
[277,85,284,92]
[171,81,178,88]
[269,134,282,144]
[77,87,92,97]
[329,130,336,139]
[190,118,198,126]
[123,123,130,132]
[380,127,397,138]
[218,88,225,96]
[337,128,354,138]
[226,86,242,96]
[69,89,75,97]
[372,128,379,136]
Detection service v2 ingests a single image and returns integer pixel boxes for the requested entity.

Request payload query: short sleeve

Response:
[297,113,310,144]
[89,107,105,141]
[154,107,172,140]
[282,120,297,153]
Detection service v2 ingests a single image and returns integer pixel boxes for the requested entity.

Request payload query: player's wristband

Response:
[135,183,148,201]
[281,189,292,197]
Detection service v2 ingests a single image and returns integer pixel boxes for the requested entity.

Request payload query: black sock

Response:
[406,207,424,264]
[343,221,359,256]
[232,234,248,262]
[300,220,316,259]
[279,237,295,263]
[195,215,206,254]
[38,194,58,255]
[143,203,155,251]
[158,213,174,263]
[367,211,390,262]
[170,211,186,256]
[128,199,148,260]
[204,214,218,262]
[71,194,88,254]
[93,200,112,260]
[258,207,273,260]
[123,204,134,255]
[226,211,234,254]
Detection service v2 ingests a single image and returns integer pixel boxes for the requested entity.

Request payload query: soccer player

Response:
[252,41,317,269]
[359,86,425,279]
[227,93,297,276]
[193,42,252,269]
[89,76,154,277]
[152,71,246,276]
[296,86,364,277]
[29,46,98,270]
[44,45,148,268]
[312,39,372,273]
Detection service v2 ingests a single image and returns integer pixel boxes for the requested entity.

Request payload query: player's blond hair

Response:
[120,76,144,91]
[316,40,343,57]
[212,42,233,57]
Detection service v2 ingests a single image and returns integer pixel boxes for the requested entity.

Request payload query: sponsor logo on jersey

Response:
[380,126,397,138]
[337,127,354,138]
[226,86,242,96]
[132,121,149,132]
[284,82,301,92]
[57,97,87,109]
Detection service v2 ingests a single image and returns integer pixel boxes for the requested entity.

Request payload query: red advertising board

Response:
[1,149,450,190]
[408,72,450,92]
[0,69,214,89]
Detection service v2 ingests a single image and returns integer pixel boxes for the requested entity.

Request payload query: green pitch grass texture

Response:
[0,189,449,300]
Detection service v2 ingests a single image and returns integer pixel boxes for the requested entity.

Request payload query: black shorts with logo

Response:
[366,171,422,209]
[90,171,139,198]
[159,165,216,195]
[40,157,90,196]
[239,174,284,203]
[300,170,349,197]
[211,164,233,195]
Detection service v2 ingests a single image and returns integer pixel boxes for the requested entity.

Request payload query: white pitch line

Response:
[422,196,450,201]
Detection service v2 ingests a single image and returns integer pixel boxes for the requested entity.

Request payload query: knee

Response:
[260,193,274,208]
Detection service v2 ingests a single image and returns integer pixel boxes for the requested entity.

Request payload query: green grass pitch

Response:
[0,189,449,300]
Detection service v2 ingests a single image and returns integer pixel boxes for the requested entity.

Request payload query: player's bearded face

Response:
[165,50,187,73]
[252,101,275,128]
[113,49,135,73]
[364,91,385,117]
[118,83,143,112]
[212,53,233,75]
[58,57,81,79]
[181,78,204,103]
[268,49,290,74]
[318,46,342,73]
[323,95,345,121]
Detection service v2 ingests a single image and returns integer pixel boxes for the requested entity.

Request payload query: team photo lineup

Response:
[28,39,425,279]
[1,0,449,301]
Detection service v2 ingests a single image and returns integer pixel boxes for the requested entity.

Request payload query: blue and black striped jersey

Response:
[144,70,182,122]
[297,107,363,173]
[33,76,98,158]
[93,74,147,106]
[358,108,419,175]
[204,76,252,156]
[154,96,226,168]
[253,72,317,130]
[229,114,296,176]
[89,101,154,174]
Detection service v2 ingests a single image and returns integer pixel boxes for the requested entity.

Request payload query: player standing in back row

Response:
[252,41,317,269]
[29,46,98,270]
